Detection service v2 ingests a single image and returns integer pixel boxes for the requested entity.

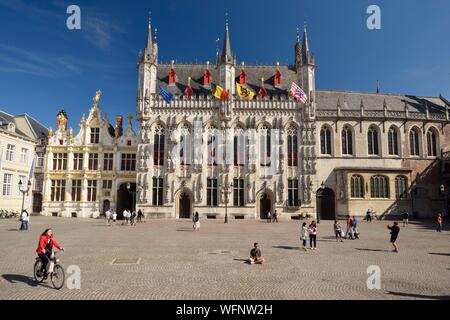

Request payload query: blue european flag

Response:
[159,86,174,104]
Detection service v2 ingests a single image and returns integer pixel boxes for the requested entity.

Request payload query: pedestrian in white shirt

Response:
[19,210,29,231]
[105,210,112,226]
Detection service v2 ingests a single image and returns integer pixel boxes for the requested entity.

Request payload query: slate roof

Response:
[0,110,29,138]
[0,110,48,140]
[156,64,449,114]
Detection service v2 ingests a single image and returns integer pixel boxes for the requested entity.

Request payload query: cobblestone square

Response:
[0,217,449,300]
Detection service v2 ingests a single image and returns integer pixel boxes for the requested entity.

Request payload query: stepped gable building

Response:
[41,91,138,218]
[135,19,450,221]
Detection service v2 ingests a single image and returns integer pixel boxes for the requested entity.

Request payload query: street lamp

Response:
[126,182,135,212]
[316,181,325,224]
[220,182,233,224]
[18,179,31,215]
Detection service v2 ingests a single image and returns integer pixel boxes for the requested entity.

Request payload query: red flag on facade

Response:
[185,77,193,97]
[259,77,267,98]
[220,89,229,101]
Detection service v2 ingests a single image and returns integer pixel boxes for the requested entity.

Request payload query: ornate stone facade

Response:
[41,93,137,218]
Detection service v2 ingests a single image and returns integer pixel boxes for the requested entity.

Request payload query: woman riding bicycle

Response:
[36,228,64,277]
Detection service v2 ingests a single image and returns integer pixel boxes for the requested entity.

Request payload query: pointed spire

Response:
[376,80,380,94]
[294,27,302,69]
[220,13,234,65]
[301,22,310,64]
[145,12,153,51]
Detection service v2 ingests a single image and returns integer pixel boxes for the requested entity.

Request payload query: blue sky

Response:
[0,0,449,130]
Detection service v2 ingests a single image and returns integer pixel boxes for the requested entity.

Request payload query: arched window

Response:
[350,175,364,198]
[341,126,353,155]
[259,125,271,166]
[233,126,245,166]
[427,129,438,157]
[153,124,165,166]
[370,175,389,198]
[169,68,176,85]
[409,128,421,156]
[395,175,408,199]
[179,124,191,165]
[388,126,399,156]
[367,126,379,155]
[274,70,281,87]
[320,126,332,155]
[239,69,247,84]
[203,69,211,86]
[287,126,298,166]
[207,126,218,166]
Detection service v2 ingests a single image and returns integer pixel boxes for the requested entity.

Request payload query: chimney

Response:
[115,115,123,138]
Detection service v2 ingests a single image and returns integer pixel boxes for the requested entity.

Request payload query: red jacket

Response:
[36,235,61,254]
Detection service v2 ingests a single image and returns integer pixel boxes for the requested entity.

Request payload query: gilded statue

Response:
[93,90,102,106]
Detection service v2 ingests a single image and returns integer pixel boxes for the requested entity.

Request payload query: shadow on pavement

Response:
[428,252,450,257]
[387,291,450,300]
[273,246,300,250]
[2,274,39,287]
[355,248,393,253]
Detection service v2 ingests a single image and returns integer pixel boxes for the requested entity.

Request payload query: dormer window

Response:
[274,70,281,87]
[90,128,100,144]
[169,68,176,85]
[203,69,211,86]
[239,69,247,84]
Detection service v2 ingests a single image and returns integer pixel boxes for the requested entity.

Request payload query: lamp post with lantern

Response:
[18,179,31,215]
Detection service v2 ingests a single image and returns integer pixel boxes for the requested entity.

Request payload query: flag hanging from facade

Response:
[185,77,193,97]
[290,82,308,104]
[159,86,174,104]
[236,82,255,100]
[213,85,228,101]
[26,157,35,196]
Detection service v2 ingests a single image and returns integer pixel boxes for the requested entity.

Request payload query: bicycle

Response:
[34,250,65,289]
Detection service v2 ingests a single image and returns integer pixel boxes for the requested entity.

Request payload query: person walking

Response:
[272,210,278,223]
[402,211,409,227]
[137,209,143,223]
[193,212,200,231]
[334,219,343,242]
[267,211,272,223]
[352,216,359,239]
[130,211,137,226]
[366,209,372,222]
[308,221,318,250]
[105,209,112,226]
[112,211,117,226]
[300,222,308,251]
[19,210,29,231]
[345,215,354,239]
[387,222,400,252]
[437,213,443,232]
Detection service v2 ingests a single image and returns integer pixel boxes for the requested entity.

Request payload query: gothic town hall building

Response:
[44,22,450,220]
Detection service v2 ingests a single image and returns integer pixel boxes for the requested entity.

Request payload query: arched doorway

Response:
[259,193,272,219]
[102,199,110,214]
[178,191,191,219]
[117,183,135,219]
[316,188,335,220]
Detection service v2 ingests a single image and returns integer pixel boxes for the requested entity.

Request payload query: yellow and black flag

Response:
[236,82,255,100]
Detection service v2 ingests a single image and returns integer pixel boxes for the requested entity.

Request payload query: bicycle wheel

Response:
[51,265,65,290]
[33,260,45,283]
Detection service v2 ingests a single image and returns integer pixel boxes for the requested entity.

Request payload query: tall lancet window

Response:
[427,128,438,157]
[259,125,271,167]
[153,124,165,166]
[287,126,298,166]
[320,126,332,155]
[341,126,353,155]
[409,127,421,156]
[233,126,245,166]
[207,126,218,166]
[179,124,191,166]
[367,126,380,155]
[388,126,399,156]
